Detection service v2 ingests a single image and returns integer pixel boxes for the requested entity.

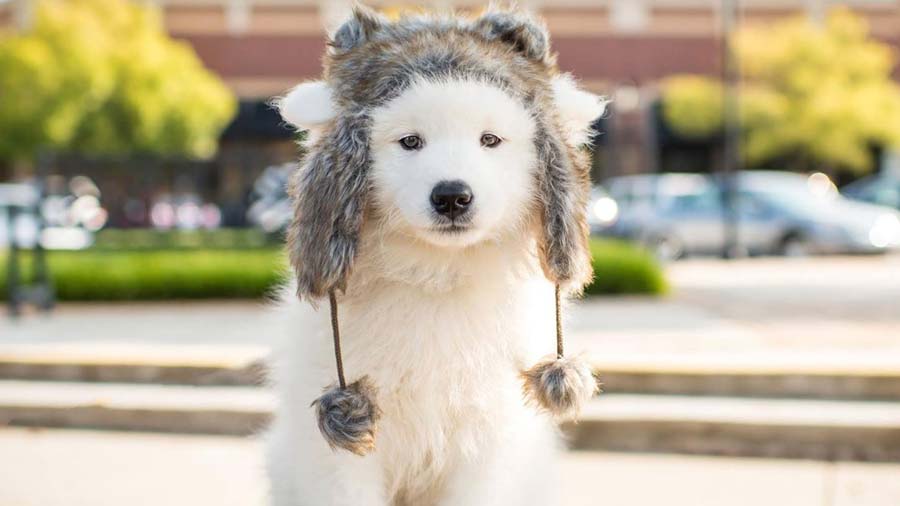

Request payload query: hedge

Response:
[92,228,280,250]
[584,239,669,296]
[1,239,665,301]
[1,249,288,301]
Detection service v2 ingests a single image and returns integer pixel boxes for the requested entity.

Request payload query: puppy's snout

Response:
[430,180,473,219]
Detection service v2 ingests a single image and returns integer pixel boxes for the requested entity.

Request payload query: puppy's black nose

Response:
[430,180,473,219]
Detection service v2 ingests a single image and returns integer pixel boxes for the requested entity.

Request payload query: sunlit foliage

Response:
[662,9,900,174]
[0,0,236,162]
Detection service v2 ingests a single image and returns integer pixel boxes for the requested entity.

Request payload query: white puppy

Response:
[266,8,606,506]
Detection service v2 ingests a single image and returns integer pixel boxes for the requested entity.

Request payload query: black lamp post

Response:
[720,0,741,259]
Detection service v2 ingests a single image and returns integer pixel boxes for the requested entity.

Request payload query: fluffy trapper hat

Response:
[277,6,604,455]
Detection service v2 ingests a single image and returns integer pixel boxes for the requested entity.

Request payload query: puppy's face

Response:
[369,79,536,248]
[277,73,604,252]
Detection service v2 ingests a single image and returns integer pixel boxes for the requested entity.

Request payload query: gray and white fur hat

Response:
[277,5,602,456]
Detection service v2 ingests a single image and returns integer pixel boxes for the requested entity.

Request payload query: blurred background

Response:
[1,1,899,505]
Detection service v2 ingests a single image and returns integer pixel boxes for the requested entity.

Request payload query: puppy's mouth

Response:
[429,209,475,233]
[418,216,484,247]
[431,222,472,235]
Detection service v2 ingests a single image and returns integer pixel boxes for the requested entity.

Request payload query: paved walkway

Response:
[1,257,898,504]
[1,427,898,506]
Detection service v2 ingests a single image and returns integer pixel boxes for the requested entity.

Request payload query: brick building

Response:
[3,0,899,177]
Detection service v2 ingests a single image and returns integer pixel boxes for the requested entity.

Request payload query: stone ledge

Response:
[3,353,900,399]
[1,381,898,461]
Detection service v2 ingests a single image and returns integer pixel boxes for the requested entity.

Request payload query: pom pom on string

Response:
[522,355,597,417]
[312,290,381,456]
[312,377,381,456]
[522,284,599,417]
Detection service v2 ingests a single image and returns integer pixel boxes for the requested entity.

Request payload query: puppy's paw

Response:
[522,356,598,418]
[312,377,381,456]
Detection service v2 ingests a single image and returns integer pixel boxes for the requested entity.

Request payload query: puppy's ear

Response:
[534,120,594,293]
[275,81,336,143]
[473,11,550,61]
[285,110,372,299]
[330,5,387,53]
[551,74,608,146]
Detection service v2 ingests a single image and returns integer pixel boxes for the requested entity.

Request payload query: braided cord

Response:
[555,284,564,359]
[328,290,347,389]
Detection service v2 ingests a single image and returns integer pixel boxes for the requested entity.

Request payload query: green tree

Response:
[661,9,900,174]
[0,0,236,163]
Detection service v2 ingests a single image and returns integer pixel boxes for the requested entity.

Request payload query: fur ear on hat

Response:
[473,10,550,61]
[330,5,388,53]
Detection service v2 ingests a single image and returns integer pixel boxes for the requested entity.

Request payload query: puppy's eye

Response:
[480,133,502,148]
[399,135,423,151]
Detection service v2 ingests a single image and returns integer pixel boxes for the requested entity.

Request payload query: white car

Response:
[600,171,900,259]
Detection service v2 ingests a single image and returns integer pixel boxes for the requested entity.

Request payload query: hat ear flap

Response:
[287,112,371,298]
[534,121,593,293]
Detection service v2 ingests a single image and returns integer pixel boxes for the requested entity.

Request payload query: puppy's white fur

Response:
[369,79,537,249]
[268,77,600,506]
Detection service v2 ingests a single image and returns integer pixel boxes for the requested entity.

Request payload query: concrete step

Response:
[0,380,272,436]
[596,364,900,400]
[0,348,266,387]
[3,352,899,400]
[566,394,900,462]
[1,380,898,461]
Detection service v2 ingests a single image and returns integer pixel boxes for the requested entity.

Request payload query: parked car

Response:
[601,171,900,259]
[841,173,900,210]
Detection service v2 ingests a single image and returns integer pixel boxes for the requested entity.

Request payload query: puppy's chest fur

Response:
[337,275,555,493]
